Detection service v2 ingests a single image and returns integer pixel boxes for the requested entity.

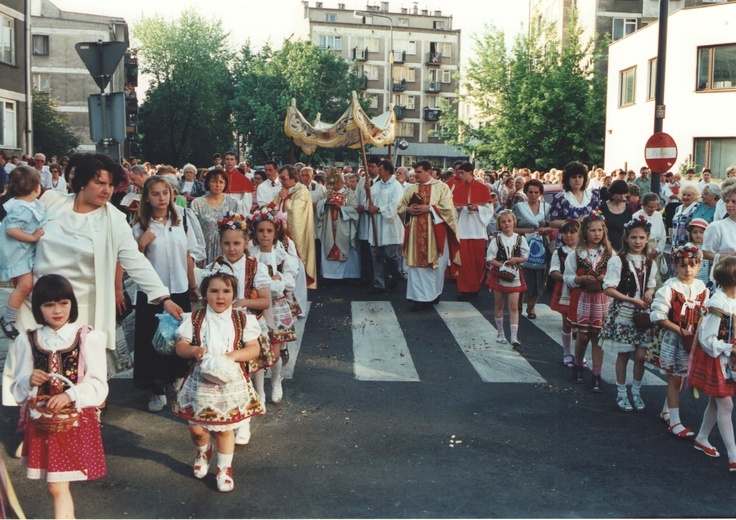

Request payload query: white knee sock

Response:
[510,324,518,342]
[495,318,506,340]
[631,379,642,396]
[669,407,682,429]
[197,442,211,452]
[271,357,283,384]
[217,452,233,469]
[716,397,736,461]
[561,332,572,357]
[253,370,265,400]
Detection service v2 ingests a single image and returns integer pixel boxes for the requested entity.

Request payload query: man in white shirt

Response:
[355,158,380,285]
[34,153,52,189]
[367,160,404,293]
[697,168,714,191]
[395,167,410,191]
[256,160,282,207]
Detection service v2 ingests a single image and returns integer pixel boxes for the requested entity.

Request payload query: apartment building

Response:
[297,1,467,167]
[0,0,28,154]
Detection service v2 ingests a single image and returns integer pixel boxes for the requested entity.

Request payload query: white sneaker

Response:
[271,377,283,404]
[148,394,166,413]
[235,421,251,445]
[496,336,508,344]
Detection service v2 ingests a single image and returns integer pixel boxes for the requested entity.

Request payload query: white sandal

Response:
[216,466,234,493]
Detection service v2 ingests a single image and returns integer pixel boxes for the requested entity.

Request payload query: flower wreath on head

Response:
[624,214,651,233]
[673,243,702,260]
[586,209,606,223]
[217,211,249,233]
[249,203,287,229]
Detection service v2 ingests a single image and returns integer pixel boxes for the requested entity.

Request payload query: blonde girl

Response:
[564,210,613,392]
[486,210,529,348]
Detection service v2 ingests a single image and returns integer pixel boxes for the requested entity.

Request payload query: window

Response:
[398,122,414,137]
[442,70,452,84]
[393,66,415,83]
[33,73,50,92]
[33,34,49,56]
[697,44,736,91]
[0,100,16,148]
[1,15,14,65]
[695,138,736,178]
[436,42,452,58]
[433,20,444,30]
[398,18,409,27]
[325,13,336,22]
[647,58,657,101]
[364,64,379,80]
[406,95,415,110]
[426,96,440,109]
[612,18,637,41]
[394,40,416,56]
[393,94,415,109]
[619,66,636,107]
[318,35,342,51]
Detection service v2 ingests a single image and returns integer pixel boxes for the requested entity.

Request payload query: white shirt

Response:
[632,209,666,253]
[355,175,379,241]
[714,199,727,221]
[649,277,707,323]
[257,178,282,207]
[175,305,261,354]
[248,241,299,297]
[38,167,53,190]
[50,175,67,193]
[368,176,405,246]
[602,254,658,295]
[486,233,530,262]
[227,254,271,300]
[563,246,607,288]
[10,323,108,409]
[698,289,736,360]
[703,217,736,261]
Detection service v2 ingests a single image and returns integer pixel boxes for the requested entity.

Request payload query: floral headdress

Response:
[673,244,702,260]
[624,214,651,233]
[249,203,287,228]
[217,211,249,233]
[585,209,606,223]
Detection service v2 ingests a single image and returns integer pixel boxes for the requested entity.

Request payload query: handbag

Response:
[498,263,519,282]
[632,310,654,329]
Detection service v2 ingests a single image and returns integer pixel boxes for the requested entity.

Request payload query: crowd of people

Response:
[3,150,736,516]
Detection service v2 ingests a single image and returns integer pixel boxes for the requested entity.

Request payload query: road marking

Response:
[351,301,420,382]
[436,302,546,384]
[270,301,311,380]
[533,304,665,386]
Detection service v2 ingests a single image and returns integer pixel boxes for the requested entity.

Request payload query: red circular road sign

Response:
[644,132,678,174]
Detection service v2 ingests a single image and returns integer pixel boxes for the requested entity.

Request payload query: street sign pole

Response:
[651,0,669,197]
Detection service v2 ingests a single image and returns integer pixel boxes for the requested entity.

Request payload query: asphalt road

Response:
[1,278,734,518]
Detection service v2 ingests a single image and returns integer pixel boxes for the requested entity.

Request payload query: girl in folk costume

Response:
[172,264,263,493]
[11,275,107,519]
[549,219,580,368]
[486,210,529,348]
[648,244,708,438]
[599,216,658,411]
[564,210,613,392]
[691,257,736,471]
[215,212,274,446]
[686,218,711,285]
[247,205,299,406]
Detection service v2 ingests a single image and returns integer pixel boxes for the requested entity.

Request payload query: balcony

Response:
[394,106,406,120]
[353,47,368,61]
[393,50,406,64]
[424,81,441,93]
[392,81,406,92]
[426,52,442,65]
[423,108,442,121]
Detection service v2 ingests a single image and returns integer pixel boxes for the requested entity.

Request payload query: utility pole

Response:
[651,0,669,198]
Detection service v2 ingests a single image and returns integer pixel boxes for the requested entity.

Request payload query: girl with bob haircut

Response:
[11,274,108,519]
[549,219,580,367]
[691,256,736,471]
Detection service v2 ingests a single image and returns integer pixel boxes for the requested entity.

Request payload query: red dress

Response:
[22,329,106,482]
[568,248,612,332]
[689,303,736,397]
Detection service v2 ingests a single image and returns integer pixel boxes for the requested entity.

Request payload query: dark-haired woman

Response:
[600,179,633,251]
[191,169,243,263]
[549,161,601,247]
[2,153,184,407]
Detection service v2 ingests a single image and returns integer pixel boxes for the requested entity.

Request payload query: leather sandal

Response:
[216,466,234,492]
[660,411,670,426]
[668,422,695,438]
[193,444,213,479]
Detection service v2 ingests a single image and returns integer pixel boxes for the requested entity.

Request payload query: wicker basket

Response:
[28,373,80,433]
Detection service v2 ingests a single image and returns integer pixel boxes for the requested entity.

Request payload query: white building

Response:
[296,1,467,166]
[604,2,736,176]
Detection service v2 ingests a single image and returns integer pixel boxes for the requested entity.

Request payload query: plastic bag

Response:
[152,311,181,356]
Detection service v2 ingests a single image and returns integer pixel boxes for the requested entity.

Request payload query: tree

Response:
[231,40,365,165]
[436,13,606,170]
[32,91,80,157]
[134,10,234,166]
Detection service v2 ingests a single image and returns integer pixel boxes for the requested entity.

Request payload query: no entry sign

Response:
[644,132,678,174]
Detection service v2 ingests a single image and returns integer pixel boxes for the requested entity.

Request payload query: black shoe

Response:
[368,287,385,295]
[572,365,584,384]
[280,348,290,366]
[456,293,469,301]
[0,316,19,340]
[388,277,400,291]
[411,301,432,312]
[591,374,603,393]
[431,296,440,305]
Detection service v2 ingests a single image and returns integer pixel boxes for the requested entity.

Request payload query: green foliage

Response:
[231,40,365,165]
[437,13,606,170]
[32,91,80,157]
[134,10,234,166]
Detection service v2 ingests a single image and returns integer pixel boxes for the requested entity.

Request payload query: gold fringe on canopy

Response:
[284,92,396,155]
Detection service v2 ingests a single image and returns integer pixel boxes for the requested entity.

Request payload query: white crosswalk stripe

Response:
[269,302,310,380]
[435,302,546,383]
[351,301,420,382]
[533,304,666,386]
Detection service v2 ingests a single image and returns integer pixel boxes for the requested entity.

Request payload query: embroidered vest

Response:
[668,289,707,329]
[495,234,523,262]
[28,328,83,396]
[617,254,652,298]
[190,308,249,375]
[556,248,569,275]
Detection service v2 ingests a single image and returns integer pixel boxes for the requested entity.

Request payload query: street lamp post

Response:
[354,10,394,160]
